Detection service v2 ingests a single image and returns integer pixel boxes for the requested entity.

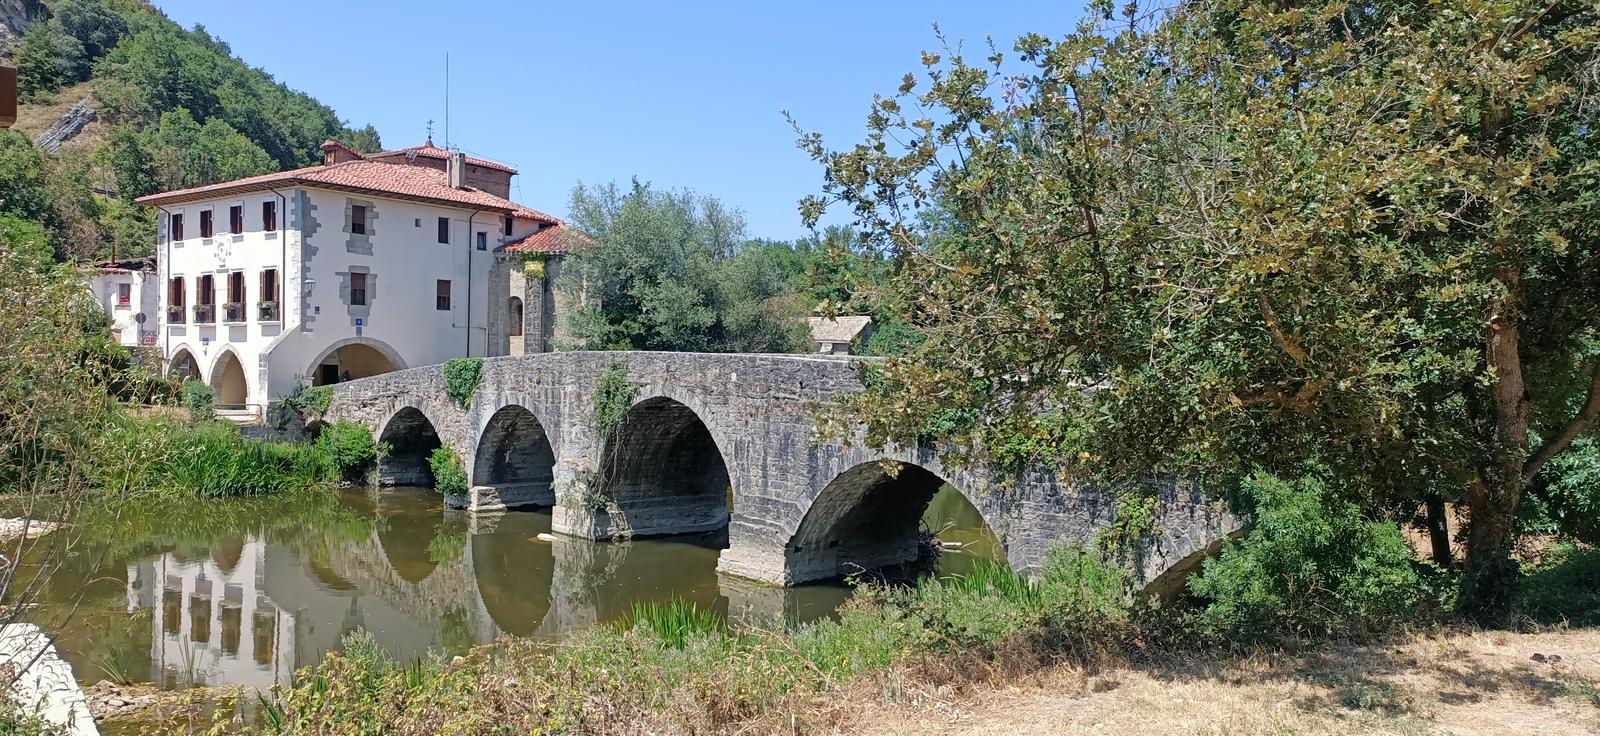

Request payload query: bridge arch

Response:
[784,460,993,584]
[306,337,406,386]
[208,347,250,408]
[471,404,557,508]
[595,395,732,538]
[377,405,444,487]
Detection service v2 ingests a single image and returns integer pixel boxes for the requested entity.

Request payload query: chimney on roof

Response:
[447,151,466,189]
[320,140,363,165]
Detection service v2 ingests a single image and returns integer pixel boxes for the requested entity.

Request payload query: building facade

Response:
[89,256,160,348]
[137,140,579,417]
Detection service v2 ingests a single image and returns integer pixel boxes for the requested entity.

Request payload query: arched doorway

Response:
[309,339,404,386]
[507,297,523,337]
[784,461,998,584]
[594,397,731,538]
[472,405,556,507]
[377,407,442,487]
[210,350,248,409]
[168,347,201,381]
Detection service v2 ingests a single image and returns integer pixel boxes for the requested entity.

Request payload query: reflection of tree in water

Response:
[469,516,555,638]
[373,490,444,583]
[437,607,475,652]
[426,516,469,565]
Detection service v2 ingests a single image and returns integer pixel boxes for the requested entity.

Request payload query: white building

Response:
[89,256,160,348]
[136,140,581,418]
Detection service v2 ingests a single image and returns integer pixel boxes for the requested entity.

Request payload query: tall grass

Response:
[622,598,725,649]
[93,415,332,498]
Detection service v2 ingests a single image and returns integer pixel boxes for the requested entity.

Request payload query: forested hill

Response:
[0,0,382,261]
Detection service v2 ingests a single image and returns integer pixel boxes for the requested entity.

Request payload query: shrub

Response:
[181,379,213,421]
[271,384,335,429]
[1513,542,1600,627]
[301,385,334,414]
[896,546,1131,647]
[442,358,483,407]
[428,447,466,495]
[1186,472,1423,644]
[317,420,378,484]
[1520,436,1600,545]
[594,364,637,437]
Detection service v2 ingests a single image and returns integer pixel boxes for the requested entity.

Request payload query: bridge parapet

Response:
[322,352,1237,587]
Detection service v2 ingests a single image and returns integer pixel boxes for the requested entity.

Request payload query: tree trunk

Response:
[1460,273,1529,624]
[1460,479,1521,624]
[1425,496,1451,567]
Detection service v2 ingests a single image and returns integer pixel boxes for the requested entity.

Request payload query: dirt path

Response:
[841,629,1600,736]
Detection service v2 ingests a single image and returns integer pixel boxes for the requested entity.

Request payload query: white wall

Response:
[90,270,160,347]
[159,192,293,410]
[158,187,498,409]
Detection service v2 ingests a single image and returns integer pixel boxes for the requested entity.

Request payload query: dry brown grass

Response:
[822,628,1600,736]
[13,80,111,152]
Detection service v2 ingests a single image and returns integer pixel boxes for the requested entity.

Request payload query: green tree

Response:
[339,124,384,154]
[13,21,79,99]
[0,130,55,226]
[801,0,1600,621]
[104,123,158,201]
[52,0,128,80]
[562,180,810,353]
[140,109,274,191]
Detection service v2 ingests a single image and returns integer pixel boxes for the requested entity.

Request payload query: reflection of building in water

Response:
[125,539,296,688]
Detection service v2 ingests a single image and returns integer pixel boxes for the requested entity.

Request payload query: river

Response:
[19,484,1000,692]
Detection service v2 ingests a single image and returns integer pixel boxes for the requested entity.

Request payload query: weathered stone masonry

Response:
[323,352,1237,587]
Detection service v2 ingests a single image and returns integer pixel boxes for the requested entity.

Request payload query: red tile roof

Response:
[369,141,518,174]
[499,224,592,255]
[512,205,561,225]
[135,159,533,213]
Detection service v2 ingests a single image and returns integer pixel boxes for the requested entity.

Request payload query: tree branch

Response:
[1524,360,1600,482]
[1258,293,1311,368]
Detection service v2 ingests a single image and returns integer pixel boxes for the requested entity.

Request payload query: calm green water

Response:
[21,484,999,691]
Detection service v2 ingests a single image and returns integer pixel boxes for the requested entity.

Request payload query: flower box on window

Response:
[192,304,215,323]
[258,300,280,321]
[222,301,246,323]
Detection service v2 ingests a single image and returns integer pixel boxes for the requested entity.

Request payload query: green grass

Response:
[622,598,726,649]
[155,421,331,497]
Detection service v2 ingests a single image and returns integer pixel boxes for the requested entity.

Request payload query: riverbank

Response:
[841,627,1600,736]
[112,624,1599,735]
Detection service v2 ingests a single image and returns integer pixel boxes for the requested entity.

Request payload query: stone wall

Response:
[323,351,1237,587]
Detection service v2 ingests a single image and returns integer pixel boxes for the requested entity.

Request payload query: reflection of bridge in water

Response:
[125,493,843,684]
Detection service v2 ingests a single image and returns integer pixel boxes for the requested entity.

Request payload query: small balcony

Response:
[193,304,215,324]
[166,305,187,325]
[223,302,246,324]
[258,301,280,322]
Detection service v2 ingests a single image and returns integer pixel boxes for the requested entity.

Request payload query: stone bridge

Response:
[321,352,1236,587]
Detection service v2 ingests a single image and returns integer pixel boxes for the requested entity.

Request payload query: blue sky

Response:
[152,1,1085,240]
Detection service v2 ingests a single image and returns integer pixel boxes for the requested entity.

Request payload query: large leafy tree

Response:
[802,0,1600,620]
[562,180,811,353]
